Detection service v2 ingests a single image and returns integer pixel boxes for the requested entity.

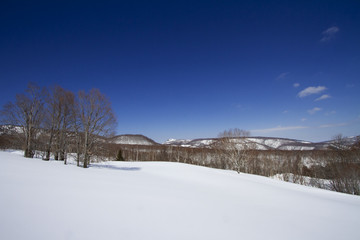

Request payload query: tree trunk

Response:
[64,153,67,165]
[59,150,65,161]
[83,153,88,168]
[76,138,81,166]
[83,131,89,168]
[44,150,51,161]
[24,128,33,158]
[44,131,54,161]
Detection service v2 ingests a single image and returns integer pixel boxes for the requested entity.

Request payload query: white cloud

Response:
[301,118,307,122]
[298,86,327,98]
[252,125,308,133]
[320,26,339,42]
[323,26,339,35]
[293,83,300,88]
[308,107,322,115]
[315,94,331,101]
[276,72,289,80]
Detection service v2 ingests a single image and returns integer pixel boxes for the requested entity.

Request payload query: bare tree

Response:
[330,134,351,150]
[78,89,116,168]
[42,86,76,162]
[57,89,75,162]
[1,83,45,158]
[43,86,63,160]
[215,128,252,173]
[67,96,83,166]
[327,134,360,195]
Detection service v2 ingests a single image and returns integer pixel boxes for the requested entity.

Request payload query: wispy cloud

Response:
[315,94,331,101]
[276,72,290,80]
[308,107,322,115]
[252,125,308,133]
[298,86,327,98]
[320,26,339,42]
[325,110,336,116]
[293,83,300,88]
[319,118,360,129]
[235,104,247,110]
[301,118,307,122]
[319,122,348,128]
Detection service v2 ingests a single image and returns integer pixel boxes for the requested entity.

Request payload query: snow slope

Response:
[1,151,359,240]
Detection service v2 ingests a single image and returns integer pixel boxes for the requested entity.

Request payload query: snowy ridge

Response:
[164,136,359,150]
[164,138,193,146]
[109,134,159,145]
[0,124,23,134]
[164,138,217,147]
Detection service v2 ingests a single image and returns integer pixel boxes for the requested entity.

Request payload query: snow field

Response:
[0,151,360,240]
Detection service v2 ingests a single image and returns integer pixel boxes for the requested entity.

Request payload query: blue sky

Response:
[1,0,360,143]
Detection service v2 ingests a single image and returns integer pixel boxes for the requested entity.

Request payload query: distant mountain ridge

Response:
[1,124,358,150]
[164,136,359,150]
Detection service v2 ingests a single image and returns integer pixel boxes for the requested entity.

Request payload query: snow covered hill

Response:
[1,151,359,240]
[105,134,159,145]
[164,136,358,150]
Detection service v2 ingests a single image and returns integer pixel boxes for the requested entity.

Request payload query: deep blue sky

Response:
[1,0,360,143]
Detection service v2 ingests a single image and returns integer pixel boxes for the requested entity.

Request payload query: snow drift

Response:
[0,151,359,240]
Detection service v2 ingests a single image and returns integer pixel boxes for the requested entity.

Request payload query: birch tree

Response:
[1,83,45,158]
[42,86,76,161]
[78,89,116,168]
[43,86,63,160]
[215,128,252,173]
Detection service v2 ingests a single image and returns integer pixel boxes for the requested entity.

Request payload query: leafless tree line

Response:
[110,143,353,176]
[108,130,359,195]
[1,83,116,168]
[326,135,360,195]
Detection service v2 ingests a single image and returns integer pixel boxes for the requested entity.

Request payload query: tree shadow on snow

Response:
[90,164,141,171]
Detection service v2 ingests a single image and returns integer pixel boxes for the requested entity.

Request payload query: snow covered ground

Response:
[1,151,359,240]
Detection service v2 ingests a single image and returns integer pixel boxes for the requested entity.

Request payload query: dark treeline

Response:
[0,83,116,168]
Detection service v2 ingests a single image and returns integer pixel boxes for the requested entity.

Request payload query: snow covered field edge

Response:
[1,151,360,240]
